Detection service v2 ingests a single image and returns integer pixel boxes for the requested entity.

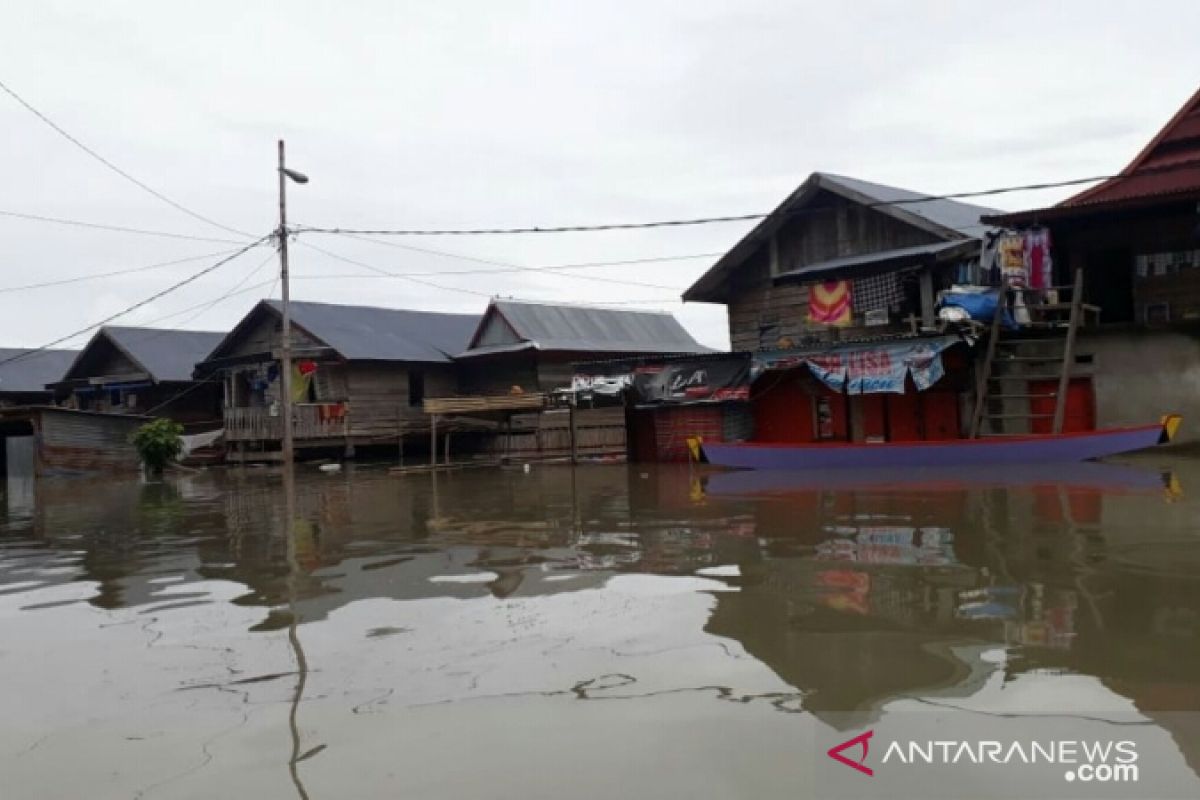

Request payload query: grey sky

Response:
[2,1,1198,351]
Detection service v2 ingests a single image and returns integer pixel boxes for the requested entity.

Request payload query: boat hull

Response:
[700,421,1173,472]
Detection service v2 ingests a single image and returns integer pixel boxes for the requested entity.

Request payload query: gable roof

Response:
[458,300,711,358]
[60,327,225,384]
[683,172,1000,303]
[1066,85,1200,208]
[985,85,1200,225]
[275,300,480,362]
[0,348,79,393]
[201,299,481,365]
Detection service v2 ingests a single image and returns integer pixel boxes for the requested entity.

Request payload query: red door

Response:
[1030,379,1095,434]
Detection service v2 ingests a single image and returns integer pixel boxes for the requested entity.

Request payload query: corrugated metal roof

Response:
[458,300,711,358]
[683,172,999,302]
[101,327,226,383]
[267,299,479,362]
[0,348,79,393]
[775,240,978,283]
[819,173,1000,237]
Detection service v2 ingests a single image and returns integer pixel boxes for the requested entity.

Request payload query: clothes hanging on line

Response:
[981,231,1004,286]
[852,272,904,313]
[997,234,1027,288]
[1023,227,1052,289]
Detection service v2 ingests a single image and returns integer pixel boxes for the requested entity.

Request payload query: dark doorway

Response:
[1085,248,1134,323]
[409,370,425,407]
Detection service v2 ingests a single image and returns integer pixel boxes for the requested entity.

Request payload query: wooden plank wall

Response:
[457,352,540,395]
[345,362,457,438]
[223,310,324,358]
[726,191,940,351]
[494,407,626,459]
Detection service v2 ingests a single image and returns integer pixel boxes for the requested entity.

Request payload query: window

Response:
[409,370,425,407]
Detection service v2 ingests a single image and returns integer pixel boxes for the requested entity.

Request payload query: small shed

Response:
[0,348,78,407]
[0,406,146,477]
[50,327,225,425]
[454,299,712,395]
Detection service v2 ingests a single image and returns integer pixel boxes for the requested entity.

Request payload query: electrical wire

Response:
[0,235,270,368]
[0,209,253,244]
[0,76,254,239]
[0,248,246,294]
[319,230,719,280]
[123,252,278,338]
[297,240,499,299]
[315,231,683,290]
[294,169,1193,238]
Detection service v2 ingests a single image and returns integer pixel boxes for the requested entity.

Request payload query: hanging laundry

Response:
[997,234,1027,288]
[852,272,904,313]
[291,363,314,403]
[1024,227,1052,289]
[980,231,1003,285]
[808,280,853,326]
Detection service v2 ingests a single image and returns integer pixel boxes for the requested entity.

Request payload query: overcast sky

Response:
[2,1,1198,351]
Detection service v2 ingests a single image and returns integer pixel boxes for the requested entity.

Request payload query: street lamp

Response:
[278,140,307,465]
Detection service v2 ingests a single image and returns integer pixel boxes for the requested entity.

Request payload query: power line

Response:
[294,171,1155,238]
[0,235,270,369]
[297,240,500,298]
[297,242,682,305]
[0,209,253,244]
[0,76,254,239]
[321,230,720,277]
[125,252,278,334]
[0,248,245,294]
[315,231,684,290]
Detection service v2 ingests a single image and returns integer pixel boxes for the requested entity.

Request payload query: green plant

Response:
[131,418,184,475]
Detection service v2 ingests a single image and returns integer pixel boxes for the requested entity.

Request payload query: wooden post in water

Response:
[397,407,405,468]
[430,414,438,467]
[569,397,579,465]
[444,432,451,466]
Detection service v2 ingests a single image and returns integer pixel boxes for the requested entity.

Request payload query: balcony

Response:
[224,403,349,443]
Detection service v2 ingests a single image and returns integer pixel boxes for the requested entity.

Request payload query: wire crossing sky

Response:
[2,1,1198,349]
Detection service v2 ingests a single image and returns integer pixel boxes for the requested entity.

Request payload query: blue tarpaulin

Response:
[939,290,1018,330]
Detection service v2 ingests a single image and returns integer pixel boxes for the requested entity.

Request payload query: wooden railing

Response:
[224,404,349,442]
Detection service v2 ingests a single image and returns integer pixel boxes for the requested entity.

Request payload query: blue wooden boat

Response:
[697,415,1180,472]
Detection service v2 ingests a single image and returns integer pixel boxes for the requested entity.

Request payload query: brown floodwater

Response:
[1,456,1199,799]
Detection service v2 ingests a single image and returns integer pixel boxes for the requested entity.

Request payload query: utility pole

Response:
[276,140,308,465]
[277,140,294,465]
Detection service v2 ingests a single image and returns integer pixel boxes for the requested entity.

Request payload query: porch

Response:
[224,403,350,444]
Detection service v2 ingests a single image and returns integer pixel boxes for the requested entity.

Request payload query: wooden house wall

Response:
[726,191,940,351]
[222,312,324,359]
[1052,204,1200,325]
[344,362,456,437]
[457,352,540,395]
[475,313,521,347]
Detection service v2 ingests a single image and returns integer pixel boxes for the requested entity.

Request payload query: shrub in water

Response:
[131,418,184,475]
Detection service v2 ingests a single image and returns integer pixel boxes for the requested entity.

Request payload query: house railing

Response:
[224,403,349,442]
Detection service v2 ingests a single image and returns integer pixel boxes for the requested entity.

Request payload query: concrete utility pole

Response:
[277,140,308,464]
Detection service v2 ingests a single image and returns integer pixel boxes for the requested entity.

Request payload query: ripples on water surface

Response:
[1,458,1198,799]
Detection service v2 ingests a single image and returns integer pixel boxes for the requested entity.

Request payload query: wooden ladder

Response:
[969,268,1089,437]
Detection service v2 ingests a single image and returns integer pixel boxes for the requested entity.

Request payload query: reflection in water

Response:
[0,458,1198,798]
[282,465,313,800]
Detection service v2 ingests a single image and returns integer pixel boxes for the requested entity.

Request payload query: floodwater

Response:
[1,457,1199,800]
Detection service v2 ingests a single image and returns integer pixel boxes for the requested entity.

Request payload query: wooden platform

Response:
[423,394,546,415]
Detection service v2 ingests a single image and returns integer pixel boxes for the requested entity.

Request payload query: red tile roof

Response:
[1062,85,1200,208]
[985,85,1200,224]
